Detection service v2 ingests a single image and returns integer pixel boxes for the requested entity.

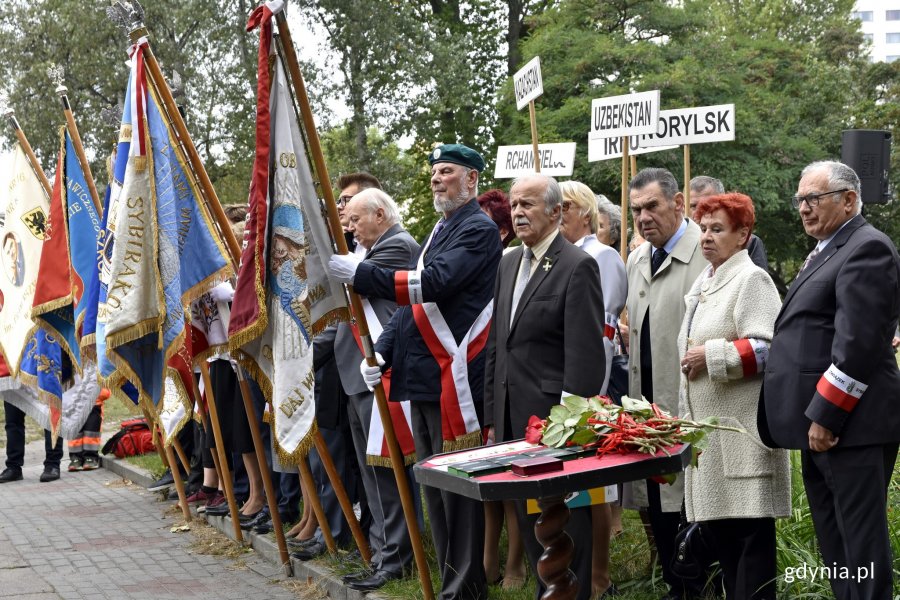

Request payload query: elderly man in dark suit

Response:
[484,173,606,600]
[329,144,501,600]
[314,188,420,591]
[760,160,900,600]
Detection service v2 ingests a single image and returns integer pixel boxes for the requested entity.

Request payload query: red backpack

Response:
[101,418,155,458]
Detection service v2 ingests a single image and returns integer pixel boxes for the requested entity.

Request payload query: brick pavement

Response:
[0,438,300,600]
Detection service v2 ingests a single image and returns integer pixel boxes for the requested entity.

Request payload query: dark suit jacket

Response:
[354,199,502,406]
[314,224,419,396]
[759,215,900,448]
[484,233,607,442]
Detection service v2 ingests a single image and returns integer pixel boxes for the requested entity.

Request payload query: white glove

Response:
[209,281,235,303]
[359,353,385,391]
[328,253,363,284]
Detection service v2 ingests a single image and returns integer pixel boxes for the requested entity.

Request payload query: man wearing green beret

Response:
[329,143,502,599]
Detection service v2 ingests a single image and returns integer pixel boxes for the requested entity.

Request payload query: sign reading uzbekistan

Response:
[589,90,660,140]
[514,56,543,111]
[495,143,577,178]
[638,104,735,147]
[588,135,678,163]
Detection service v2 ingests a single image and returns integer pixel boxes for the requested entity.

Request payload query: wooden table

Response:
[414,441,691,599]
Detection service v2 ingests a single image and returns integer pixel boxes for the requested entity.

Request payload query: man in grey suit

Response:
[760,160,900,599]
[315,188,420,591]
[484,173,606,600]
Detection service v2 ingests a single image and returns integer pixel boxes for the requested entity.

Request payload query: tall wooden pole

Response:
[529,100,541,173]
[273,12,433,598]
[620,136,630,262]
[683,145,692,211]
[51,78,102,213]
[167,444,192,522]
[4,111,52,198]
[297,453,336,552]
[630,155,637,180]
[236,371,292,570]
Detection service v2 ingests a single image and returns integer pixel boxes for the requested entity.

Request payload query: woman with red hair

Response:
[477,189,515,249]
[677,193,790,599]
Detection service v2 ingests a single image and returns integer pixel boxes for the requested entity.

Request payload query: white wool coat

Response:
[677,250,791,522]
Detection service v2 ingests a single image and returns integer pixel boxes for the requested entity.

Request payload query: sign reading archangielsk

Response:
[589,90,661,140]
[514,56,543,111]
[637,104,735,147]
[495,143,576,178]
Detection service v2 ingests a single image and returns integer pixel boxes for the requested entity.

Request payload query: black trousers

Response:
[704,517,776,599]
[411,402,486,600]
[802,443,898,600]
[4,401,62,469]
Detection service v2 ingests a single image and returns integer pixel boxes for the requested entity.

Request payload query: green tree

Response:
[0,0,256,205]
[507,0,871,290]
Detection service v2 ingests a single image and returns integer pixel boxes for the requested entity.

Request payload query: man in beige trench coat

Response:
[624,168,707,600]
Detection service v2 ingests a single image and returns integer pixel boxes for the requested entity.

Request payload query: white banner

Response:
[494,143,576,178]
[638,104,735,147]
[514,56,543,110]
[588,135,679,163]
[589,90,660,140]
[0,145,49,375]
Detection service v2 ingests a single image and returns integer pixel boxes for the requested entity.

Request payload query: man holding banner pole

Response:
[329,143,501,600]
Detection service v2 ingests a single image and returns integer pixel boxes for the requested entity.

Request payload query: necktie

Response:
[798,245,820,274]
[510,247,534,326]
[650,248,668,276]
[433,218,445,239]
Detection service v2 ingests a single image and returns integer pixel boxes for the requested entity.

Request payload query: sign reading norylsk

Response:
[638,104,735,147]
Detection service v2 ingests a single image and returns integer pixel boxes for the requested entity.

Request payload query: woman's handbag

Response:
[607,324,630,405]
[670,515,718,580]
[607,354,630,405]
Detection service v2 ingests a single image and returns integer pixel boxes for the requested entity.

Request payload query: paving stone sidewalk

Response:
[0,437,299,600]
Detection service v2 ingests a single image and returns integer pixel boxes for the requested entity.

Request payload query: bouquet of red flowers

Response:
[525,395,744,469]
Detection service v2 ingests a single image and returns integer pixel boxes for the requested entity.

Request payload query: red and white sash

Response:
[395,223,491,451]
[350,298,417,466]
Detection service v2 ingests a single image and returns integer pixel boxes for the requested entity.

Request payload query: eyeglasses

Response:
[791,188,848,209]
[336,195,353,207]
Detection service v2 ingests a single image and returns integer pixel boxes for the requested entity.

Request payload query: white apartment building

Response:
[853,1,900,62]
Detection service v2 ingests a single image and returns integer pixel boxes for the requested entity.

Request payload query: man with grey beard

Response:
[328,144,501,600]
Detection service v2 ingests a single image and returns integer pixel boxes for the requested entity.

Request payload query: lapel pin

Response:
[542,256,553,272]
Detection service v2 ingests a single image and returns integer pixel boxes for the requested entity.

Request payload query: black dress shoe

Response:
[238,508,263,523]
[290,540,326,561]
[286,536,314,548]
[39,466,60,483]
[204,502,230,517]
[346,569,402,591]
[0,468,22,483]
[253,519,273,534]
[341,569,373,583]
[240,508,270,530]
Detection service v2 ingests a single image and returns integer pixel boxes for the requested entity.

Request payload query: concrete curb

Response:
[101,456,391,599]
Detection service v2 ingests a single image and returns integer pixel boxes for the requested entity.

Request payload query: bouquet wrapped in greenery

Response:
[525,395,745,470]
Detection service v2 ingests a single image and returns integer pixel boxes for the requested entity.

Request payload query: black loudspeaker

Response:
[841,129,892,204]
